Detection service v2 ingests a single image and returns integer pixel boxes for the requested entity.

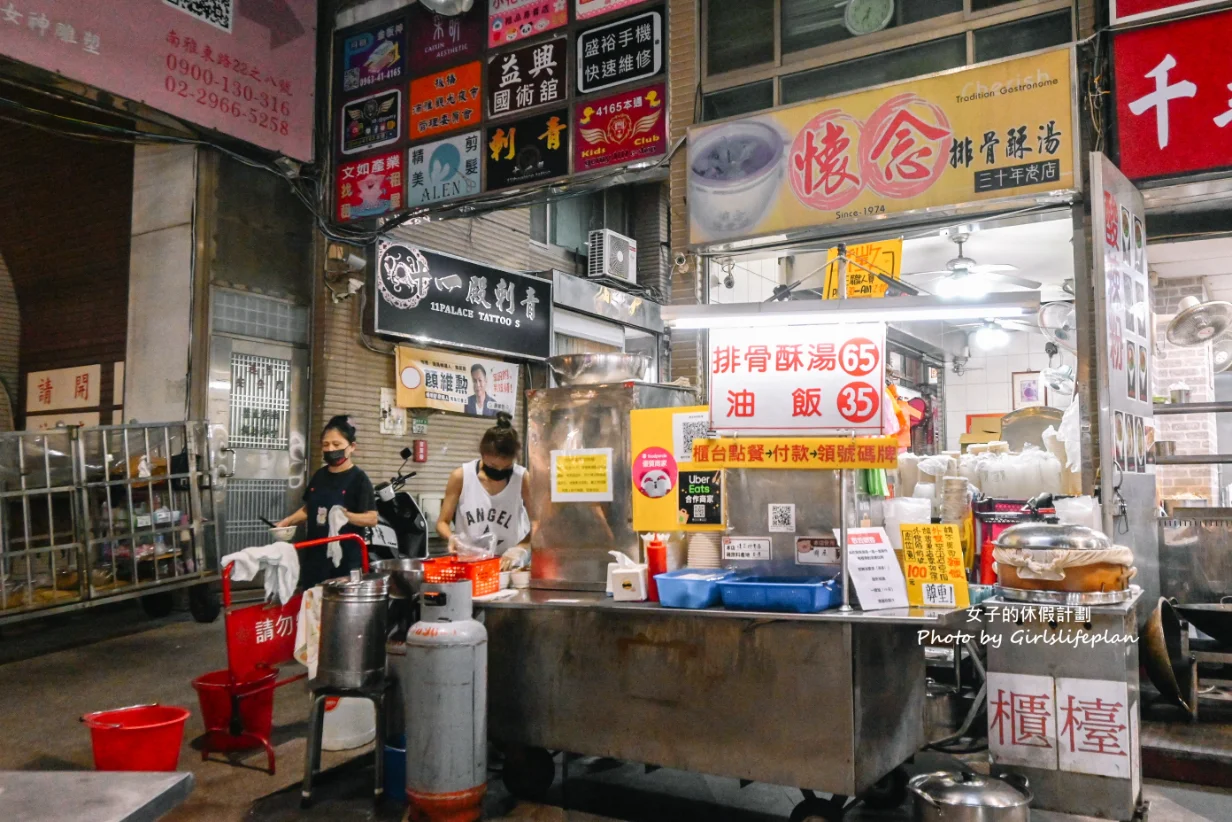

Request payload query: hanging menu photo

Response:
[488,37,568,119]
[577,9,663,94]
[340,89,403,155]
[410,61,483,140]
[409,3,486,74]
[489,0,569,48]
[340,18,408,95]
[485,108,570,190]
[575,84,666,173]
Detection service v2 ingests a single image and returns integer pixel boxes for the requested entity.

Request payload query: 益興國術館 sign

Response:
[707,323,887,435]
[0,0,317,160]
[687,47,1075,246]
[1112,9,1232,180]
[373,239,553,360]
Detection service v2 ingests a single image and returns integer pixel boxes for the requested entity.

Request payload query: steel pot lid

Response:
[323,570,389,599]
[908,771,1031,809]
[994,522,1110,552]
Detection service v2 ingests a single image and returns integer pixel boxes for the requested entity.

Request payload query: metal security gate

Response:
[0,421,219,624]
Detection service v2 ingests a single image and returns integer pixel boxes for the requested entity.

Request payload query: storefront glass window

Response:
[707,0,776,74]
[702,81,775,122]
[781,0,961,56]
[532,189,631,259]
[973,11,1072,63]
[780,35,966,105]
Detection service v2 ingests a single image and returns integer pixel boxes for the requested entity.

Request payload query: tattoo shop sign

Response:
[373,239,553,360]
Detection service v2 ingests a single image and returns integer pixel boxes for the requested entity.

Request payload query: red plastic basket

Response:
[423,556,500,597]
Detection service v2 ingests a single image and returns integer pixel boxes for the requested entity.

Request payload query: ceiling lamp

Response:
[419,0,474,15]
[971,322,1011,351]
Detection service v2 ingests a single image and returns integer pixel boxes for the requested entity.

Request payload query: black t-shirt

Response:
[299,465,375,589]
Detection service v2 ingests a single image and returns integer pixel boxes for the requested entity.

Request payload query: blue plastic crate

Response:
[654,569,733,609]
[718,575,840,614]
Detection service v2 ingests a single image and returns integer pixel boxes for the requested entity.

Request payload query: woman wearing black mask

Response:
[437,412,533,569]
[277,415,378,588]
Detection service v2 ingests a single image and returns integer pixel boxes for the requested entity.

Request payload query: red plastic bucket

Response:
[192,668,277,750]
[82,704,190,771]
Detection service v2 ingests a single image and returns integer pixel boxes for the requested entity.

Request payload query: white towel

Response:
[327,505,350,567]
[221,542,300,605]
[293,586,323,680]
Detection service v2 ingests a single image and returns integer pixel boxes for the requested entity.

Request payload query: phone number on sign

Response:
[164,55,292,135]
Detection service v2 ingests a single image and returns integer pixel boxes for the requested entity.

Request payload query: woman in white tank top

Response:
[437,412,533,568]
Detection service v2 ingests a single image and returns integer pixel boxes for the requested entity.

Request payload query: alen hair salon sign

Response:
[0,0,318,160]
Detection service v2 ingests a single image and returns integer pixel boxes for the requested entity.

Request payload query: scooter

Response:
[370,447,429,559]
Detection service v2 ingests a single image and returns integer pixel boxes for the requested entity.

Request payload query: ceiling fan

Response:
[904,232,1042,296]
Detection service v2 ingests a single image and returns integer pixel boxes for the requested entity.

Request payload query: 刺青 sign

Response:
[576,8,663,94]
[0,0,318,160]
[487,37,567,119]
[574,83,666,173]
[686,47,1075,245]
[707,323,887,435]
[373,239,553,360]
[484,107,570,190]
[1112,9,1232,179]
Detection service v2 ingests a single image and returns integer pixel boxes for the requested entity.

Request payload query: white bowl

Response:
[269,526,297,542]
[511,571,531,589]
[499,571,512,590]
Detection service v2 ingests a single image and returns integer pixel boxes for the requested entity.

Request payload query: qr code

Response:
[768,503,795,532]
[692,504,706,520]
[679,420,709,460]
[923,583,955,606]
[164,0,234,32]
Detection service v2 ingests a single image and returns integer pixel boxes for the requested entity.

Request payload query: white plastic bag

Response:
[450,532,496,562]
[885,497,933,550]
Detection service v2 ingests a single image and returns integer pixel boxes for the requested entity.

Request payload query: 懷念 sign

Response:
[708,323,886,435]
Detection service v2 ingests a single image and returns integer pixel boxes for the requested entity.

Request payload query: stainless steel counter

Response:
[480,588,966,626]
[0,771,194,822]
[479,590,957,798]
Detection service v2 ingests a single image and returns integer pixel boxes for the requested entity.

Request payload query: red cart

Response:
[194,534,370,774]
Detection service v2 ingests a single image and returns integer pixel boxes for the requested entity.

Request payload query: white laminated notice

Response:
[987,672,1059,770]
[722,537,771,562]
[835,527,907,610]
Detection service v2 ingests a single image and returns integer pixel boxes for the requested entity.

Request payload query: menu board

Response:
[489,0,569,47]
[485,108,570,190]
[577,9,663,94]
[487,37,568,119]
[336,151,404,222]
[339,19,408,95]
[899,524,971,609]
[409,3,486,73]
[407,132,483,206]
[410,61,483,140]
[340,89,403,155]
[575,84,666,172]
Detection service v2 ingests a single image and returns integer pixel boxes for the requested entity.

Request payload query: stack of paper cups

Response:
[687,533,722,569]
[940,477,970,524]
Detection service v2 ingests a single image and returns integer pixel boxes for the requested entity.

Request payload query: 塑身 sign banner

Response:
[687,47,1075,246]
[0,0,317,160]
[374,239,553,360]
[708,323,887,435]
[1112,9,1232,180]
[396,345,519,417]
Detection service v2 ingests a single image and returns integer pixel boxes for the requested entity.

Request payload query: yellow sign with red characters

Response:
[899,524,971,609]
[630,406,726,533]
[691,437,898,469]
[687,47,1075,246]
[822,239,903,300]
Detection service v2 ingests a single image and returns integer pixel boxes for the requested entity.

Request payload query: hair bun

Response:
[494,411,513,429]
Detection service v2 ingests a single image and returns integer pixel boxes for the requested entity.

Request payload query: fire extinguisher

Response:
[413,439,428,463]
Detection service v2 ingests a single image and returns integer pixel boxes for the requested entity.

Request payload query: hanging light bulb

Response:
[971,322,1010,351]
[934,272,991,299]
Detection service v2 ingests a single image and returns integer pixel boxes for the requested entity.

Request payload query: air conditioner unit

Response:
[587,229,637,283]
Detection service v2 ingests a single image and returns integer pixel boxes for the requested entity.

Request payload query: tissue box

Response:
[611,566,648,601]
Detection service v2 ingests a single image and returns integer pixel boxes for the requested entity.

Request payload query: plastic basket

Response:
[654,569,733,609]
[718,575,840,614]
[423,556,501,597]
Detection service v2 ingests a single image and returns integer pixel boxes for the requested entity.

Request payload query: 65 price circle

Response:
[838,381,880,424]
[839,338,880,376]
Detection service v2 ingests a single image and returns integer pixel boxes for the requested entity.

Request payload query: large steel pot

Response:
[908,771,1031,822]
[315,570,389,691]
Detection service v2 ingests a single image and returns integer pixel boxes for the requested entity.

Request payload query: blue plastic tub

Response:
[718,575,840,614]
[384,737,406,803]
[654,569,733,609]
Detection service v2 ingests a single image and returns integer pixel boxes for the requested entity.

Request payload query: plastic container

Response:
[192,668,277,751]
[423,556,500,597]
[718,575,840,614]
[654,569,732,609]
[384,736,407,803]
[321,696,376,751]
[81,704,191,771]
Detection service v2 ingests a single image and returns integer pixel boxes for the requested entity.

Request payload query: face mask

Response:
[481,463,514,482]
[323,448,349,467]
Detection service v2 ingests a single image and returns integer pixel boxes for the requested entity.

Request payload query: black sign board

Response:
[373,240,553,360]
[678,470,722,526]
[487,37,568,119]
[576,9,663,94]
[338,16,408,96]
[485,108,570,191]
[340,88,403,155]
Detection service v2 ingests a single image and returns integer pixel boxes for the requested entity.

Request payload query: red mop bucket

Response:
[81,704,191,771]
[193,669,278,751]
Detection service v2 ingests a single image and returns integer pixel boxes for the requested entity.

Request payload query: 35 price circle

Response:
[838,381,880,424]
[839,338,880,376]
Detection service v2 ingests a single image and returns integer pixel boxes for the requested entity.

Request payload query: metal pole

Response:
[839,468,852,612]
[837,243,848,301]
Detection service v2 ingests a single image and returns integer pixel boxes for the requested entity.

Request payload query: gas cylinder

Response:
[403,580,487,822]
